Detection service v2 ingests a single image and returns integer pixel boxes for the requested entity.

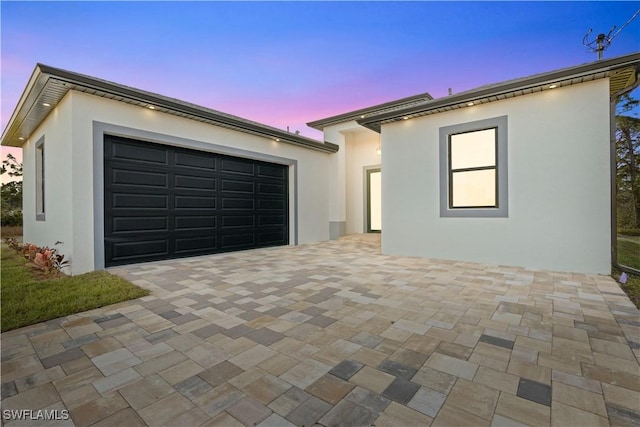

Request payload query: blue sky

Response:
[1,1,639,166]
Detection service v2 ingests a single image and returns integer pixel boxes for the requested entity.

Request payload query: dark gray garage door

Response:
[104,135,288,266]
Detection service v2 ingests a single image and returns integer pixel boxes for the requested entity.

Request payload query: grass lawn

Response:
[614,235,640,309]
[617,235,640,271]
[1,243,149,332]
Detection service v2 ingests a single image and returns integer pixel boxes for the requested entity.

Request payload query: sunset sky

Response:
[1,1,639,174]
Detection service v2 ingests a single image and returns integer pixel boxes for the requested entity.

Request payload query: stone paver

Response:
[1,239,639,426]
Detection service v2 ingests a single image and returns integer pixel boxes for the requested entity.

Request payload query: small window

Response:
[36,137,45,221]
[439,116,508,217]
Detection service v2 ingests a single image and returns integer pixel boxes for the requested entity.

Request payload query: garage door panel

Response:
[257,164,286,179]
[175,236,217,254]
[110,140,168,165]
[221,198,254,210]
[221,179,254,193]
[221,215,254,229]
[258,215,286,226]
[105,135,288,266]
[175,175,216,191]
[112,217,169,233]
[113,193,168,209]
[174,151,216,170]
[257,199,286,211]
[221,158,254,175]
[175,216,217,231]
[257,230,286,246]
[258,183,285,195]
[175,195,216,209]
[112,169,168,188]
[221,233,255,249]
[110,240,169,261]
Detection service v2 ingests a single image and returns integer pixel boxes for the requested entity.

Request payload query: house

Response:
[309,52,640,275]
[2,53,639,275]
[1,65,338,274]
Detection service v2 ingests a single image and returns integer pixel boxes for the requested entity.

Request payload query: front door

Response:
[366,168,381,233]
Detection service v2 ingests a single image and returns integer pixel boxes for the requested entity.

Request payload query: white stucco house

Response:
[2,52,639,275]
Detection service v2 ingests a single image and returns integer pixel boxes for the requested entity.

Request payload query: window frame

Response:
[439,116,508,218]
[35,136,45,221]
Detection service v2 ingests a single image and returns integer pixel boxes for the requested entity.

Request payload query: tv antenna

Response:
[583,8,640,60]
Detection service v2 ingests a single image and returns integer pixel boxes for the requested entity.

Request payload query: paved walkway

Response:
[2,240,639,427]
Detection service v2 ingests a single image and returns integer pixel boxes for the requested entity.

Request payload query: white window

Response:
[439,116,508,217]
[36,137,45,221]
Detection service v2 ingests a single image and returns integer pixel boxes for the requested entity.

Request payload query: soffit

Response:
[358,52,640,133]
[1,65,338,154]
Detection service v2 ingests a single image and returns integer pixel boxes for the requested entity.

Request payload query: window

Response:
[439,116,508,217]
[36,137,45,221]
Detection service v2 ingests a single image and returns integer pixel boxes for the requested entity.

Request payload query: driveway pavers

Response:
[1,239,639,426]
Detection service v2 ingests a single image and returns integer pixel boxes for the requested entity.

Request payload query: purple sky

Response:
[1,1,639,168]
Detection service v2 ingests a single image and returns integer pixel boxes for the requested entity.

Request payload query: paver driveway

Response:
[2,240,639,426]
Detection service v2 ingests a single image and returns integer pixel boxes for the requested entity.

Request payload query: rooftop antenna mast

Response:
[582,8,640,60]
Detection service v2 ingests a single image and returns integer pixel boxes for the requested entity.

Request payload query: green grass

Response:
[1,243,149,332]
[613,267,640,309]
[617,235,640,270]
[614,234,640,309]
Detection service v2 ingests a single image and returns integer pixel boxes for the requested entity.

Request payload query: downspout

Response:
[611,75,640,276]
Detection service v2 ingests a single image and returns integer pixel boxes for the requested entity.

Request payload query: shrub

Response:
[1,210,22,227]
[3,239,69,274]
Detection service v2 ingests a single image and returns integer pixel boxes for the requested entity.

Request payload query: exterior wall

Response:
[382,79,611,274]
[344,130,380,234]
[23,95,75,273]
[31,90,332,275]
[323,121,380,237]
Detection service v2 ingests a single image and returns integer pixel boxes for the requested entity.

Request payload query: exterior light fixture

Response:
[18,137,25,141]
[360,115,365,118]
[275,138,280,142]
[549,84,557,89]
[42,103,50,107]
[376,143,381,156]
[403,116,409,120]
[466,102,474,107]
[148,105,156,110]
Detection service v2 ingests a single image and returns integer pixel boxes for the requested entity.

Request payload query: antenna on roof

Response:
[583,8,640,60]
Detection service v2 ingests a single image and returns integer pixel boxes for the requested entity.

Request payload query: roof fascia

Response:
[306,91,433,130]
[2,64,338,154]
[357,52,640,133]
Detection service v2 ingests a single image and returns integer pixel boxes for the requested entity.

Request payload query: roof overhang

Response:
[357,52,640,133]
[1,64,339,154]
[307,91,433,130]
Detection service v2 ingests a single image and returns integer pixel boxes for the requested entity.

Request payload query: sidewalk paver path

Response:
[1,240,639,426]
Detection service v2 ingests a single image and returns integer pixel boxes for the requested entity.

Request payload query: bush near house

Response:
[0,242,149,332]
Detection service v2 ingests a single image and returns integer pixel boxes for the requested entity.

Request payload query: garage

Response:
[104,135,289,266]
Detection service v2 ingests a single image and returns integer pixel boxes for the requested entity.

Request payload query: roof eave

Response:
[1,64,338,154]
[358,52,640,133]
[306,91,434,130]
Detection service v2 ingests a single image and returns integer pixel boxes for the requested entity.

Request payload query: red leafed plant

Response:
[3,238,69,274]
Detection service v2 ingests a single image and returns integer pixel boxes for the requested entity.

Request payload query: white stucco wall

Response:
[22,95,74,273]
[27,90,333,275]
[344,130,380,234]
[382,79,611,274]
[323,121,380,237]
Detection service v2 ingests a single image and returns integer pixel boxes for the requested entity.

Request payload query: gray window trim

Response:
[35,136,45,221]
[363,165,381,233]
[439,116,508,218]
